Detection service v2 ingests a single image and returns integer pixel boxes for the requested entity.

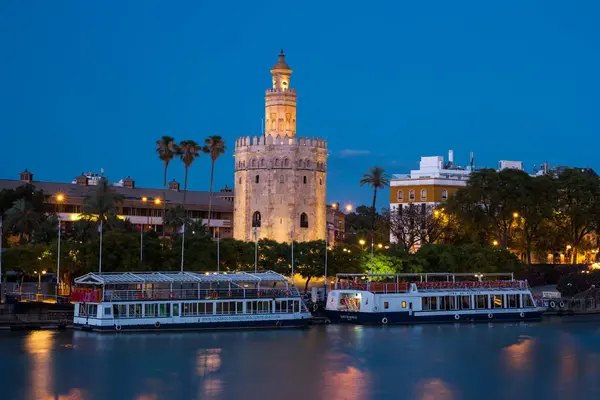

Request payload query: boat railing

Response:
[333,280,529,293]
[97,287,300,302]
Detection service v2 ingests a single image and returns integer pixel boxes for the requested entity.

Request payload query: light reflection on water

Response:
[1,319,599,400]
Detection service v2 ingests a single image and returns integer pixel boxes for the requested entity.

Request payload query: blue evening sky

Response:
[1,1,598,208]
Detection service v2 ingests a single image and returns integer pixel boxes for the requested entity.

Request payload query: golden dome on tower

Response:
[272,49,291,71]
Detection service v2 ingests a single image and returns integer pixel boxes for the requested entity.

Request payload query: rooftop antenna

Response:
[469,152,474,171]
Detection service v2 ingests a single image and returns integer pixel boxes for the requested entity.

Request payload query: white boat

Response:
[71,271,311,332]
[324,273,546,325]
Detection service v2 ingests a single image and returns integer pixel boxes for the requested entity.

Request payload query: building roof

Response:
[74,271,289,285]
[0,178,233,210]
[272,50,291,71]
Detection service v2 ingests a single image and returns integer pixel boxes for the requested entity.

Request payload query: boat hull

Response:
[324,310,544,325]
[74,317,310,333]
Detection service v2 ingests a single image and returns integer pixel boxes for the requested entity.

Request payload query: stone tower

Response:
[233,51,327,243]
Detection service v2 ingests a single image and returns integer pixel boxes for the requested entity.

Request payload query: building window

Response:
[279,175,284,183]
[255,175,260,183]
[384,302,389,309]
[300,213,309,228]
[402,301,407,308]
[303,176,307,184]
[275,158,280,167]
[409,190,415,201]
[238,177,241,184]
[442,189,448,200]
[320,178,323,185]
[252,211,261,227]
[397,191,403,201]
[306,160,311,169]
[421,189,427,201]
[252,159,257,168]
[284,158,290,168]
[260,158,265,167]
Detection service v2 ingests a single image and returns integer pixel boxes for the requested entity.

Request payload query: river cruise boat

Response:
[324,273,545,325]
[71,271,311,332]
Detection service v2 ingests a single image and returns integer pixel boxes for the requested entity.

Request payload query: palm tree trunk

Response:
[371,187,378,232]
[183,166,189,207]
[162,163,168,235]
[207,160,215,235]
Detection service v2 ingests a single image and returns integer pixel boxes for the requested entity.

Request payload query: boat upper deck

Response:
[72,271,296,303]
[333,272,530,294]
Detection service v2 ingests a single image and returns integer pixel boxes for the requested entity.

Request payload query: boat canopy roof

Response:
[74,271,288,286]
[335,272,515,280]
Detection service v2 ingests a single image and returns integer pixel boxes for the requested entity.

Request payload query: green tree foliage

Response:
[359,166,390,232]
[203,135,226,232]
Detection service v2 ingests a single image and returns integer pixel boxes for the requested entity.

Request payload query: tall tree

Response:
[178,140,202,206]
[163,204,192,234]
[553,168,600,263]
[3,198,44,244]
[359,166,390,234]
[82,178,124,227]
[156,136,178,226]
[203,135,226,233]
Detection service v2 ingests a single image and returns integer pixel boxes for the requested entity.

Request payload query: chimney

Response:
[19,169,33,183]
[75,173,88,186]
[448,150,454,164]
[122,176,135,189]
[168,179,180,192]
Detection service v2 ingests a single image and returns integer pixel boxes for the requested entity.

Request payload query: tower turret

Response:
[265,50,297,137]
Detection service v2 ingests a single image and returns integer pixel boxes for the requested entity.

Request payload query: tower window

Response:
[397,190,403,201]
[252,159,257,168]
[421,189,427,201]
[409,190,415,201]
[255,175,260,183]
[252,211,261,228]
[260,158,265,167]
[303,176,307,184]
[279,175,284,183]
[238,177,241,184]
[284,158,290,168]
[300,213,309,228]
[306,160,311,169]
[320,178,323,185]
[275,158,280,167]
[442,189,448,200]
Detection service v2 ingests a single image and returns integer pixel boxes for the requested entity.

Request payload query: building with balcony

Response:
[2,169,234,237]
[326,204,346,246]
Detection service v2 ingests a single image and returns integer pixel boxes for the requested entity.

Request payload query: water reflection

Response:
[24,331,55,400]
[197,348,223,398]
[414,378,456,400]
[502,335,535,372]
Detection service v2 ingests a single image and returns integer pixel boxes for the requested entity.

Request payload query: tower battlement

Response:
[234,134,327,149]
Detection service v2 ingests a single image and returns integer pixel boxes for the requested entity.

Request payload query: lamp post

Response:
[324,223,329,296]
[253,227,259,273]
[216,227,221,273]
[55,194,65,298]
[290,230,295,287]
[35,270,47,293]
[140,196,148,263]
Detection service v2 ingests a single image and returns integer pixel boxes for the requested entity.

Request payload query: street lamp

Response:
[359,239,366,249]
[512,212,520,219]
[55,194,65,298]
[345,204,353,212]
[492,240,499,246]
[35,270,47,293]
[378,243,383,249]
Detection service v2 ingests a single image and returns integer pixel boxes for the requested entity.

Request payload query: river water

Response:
[1,318,599,400]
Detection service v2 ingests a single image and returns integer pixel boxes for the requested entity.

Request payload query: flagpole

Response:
[98,219,103,273]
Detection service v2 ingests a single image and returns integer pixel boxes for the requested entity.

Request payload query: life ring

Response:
[115,324,122,331]
[257,291,263,298]
[488,313,493,319]
[373,306,378,311]
[169,292,175,299]
[324,319,331,324]
[381,317,388,324]
[559,301,565,308]
[454,314,460,321]
[549,301,556,308]
[519,312,525,318]
[155,321,161,328]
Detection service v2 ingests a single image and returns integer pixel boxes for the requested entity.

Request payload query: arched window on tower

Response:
[300,213,309,228]
[306,160,311,169]
[260,158,265,167]
[275,158,280,168]
[251,159,257,168]
[255,175,260,184]
[284,158,290,168]
[252,211,261,228]
[279,175,284,183]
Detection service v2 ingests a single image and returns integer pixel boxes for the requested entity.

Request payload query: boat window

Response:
[237,302,243,314]
[205,302,213,314]
[422,297,430,311]
[448,296,458,310]
[275,300,288,313]
[493,295,504,309]
[439,297,447,310]
[507,294,518,308]
[173,304,179,317]
[422,296,438,311]
[461,296,472,310]
[402,301,407,309]
[159,304,169,317]
[475,295,487,309]
[384,302,389,310]
[523,295,535,308]
[104,307,111,316]
[295,300,301,313]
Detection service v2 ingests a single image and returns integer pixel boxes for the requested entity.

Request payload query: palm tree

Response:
[3,198,43,244]
[156,136,178,225]
[178,140,202,206]
[360,166,390,232]
[82,178,124,227]
[203,135,226,233]
[163,205,192,234]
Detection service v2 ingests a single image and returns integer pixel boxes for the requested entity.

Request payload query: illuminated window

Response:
[397,191,403,201]
[421,189,427,200]
[401,301,407,308]
[409,190,415,201]
[442,189,448,200]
